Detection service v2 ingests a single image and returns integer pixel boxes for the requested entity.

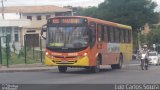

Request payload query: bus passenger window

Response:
[107,26,111,42]
[97,24,105,42]
[98,24,102,42]
[115,28,120,43]
[128,30,131,43]
[125,30,129,43]
[101,25,105,41]
[113,28,116,42]
[104,26,108,42]
[110,27,115,42]
[123,30,126,43]
[120,29,124,43]
[89,22,96,48]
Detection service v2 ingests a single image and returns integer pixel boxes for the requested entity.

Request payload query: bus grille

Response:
[52,60,77,64]
[54,56,77,58]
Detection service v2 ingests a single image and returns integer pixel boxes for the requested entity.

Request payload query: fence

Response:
[0,34,45,67]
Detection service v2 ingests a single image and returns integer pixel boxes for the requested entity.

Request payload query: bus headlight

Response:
[83,53,88,56]
[45,52,49,55]
[45,52,54,59]
[75,53,88,60]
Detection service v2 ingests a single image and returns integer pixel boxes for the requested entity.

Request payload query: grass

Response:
[1,47,44,66]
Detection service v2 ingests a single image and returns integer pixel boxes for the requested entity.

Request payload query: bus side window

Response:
[104,26,108,42]
[97,24,102,42]
[120,29,124,43]
[110,27,114,43]
[126,30,129,43]
[123,29,125,43]
[115,28,120,43]
[89,22,96,48]
[118,28,121,43]
[128,30,131,43]
[113,28,116,43]
[101,25,105,41]
[123,29,129,43]
[107,26,111,42]
[97,24,105,42]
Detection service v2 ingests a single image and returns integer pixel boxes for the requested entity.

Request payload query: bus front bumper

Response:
[44,56,89,66]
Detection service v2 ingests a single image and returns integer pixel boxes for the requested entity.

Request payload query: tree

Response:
[147,28,160,45]
[77,0,159,49]
[101,0,159,29]
[76,6,98,17]
[79,0,159,30]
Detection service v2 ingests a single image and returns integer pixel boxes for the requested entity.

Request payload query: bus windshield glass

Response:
[47,26,89,49]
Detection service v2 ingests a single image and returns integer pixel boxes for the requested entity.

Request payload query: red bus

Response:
[41,16,132,73]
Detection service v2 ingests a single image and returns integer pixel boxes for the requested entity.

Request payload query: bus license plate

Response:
[62,60,68,63]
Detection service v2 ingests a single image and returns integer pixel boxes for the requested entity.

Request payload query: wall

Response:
[0,13,20,20]
[0,19,31,53]
[0,27,21,53]
[22,13,55,28]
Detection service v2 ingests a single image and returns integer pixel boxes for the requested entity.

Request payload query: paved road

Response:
[0,60,160,84]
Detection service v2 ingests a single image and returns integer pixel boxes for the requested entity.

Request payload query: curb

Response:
[0,66,57,73]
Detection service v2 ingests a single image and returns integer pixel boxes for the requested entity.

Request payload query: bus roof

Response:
[50,16,132,30]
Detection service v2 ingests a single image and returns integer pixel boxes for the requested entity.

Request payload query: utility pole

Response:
[138,27,142,50]
[139,28,141,50]
[1,0,6,19]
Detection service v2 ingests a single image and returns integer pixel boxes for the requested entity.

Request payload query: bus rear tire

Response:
[111,55,123,69]
[58,66,67,73]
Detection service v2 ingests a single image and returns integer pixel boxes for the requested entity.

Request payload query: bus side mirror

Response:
[41,24,47,40]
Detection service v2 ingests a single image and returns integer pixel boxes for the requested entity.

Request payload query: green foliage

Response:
[75,0,160,49]
[18,46,32,57]
[76,6,98,17]
[140,34,148,45]
[1,46,44,65]
[77,0,159,30]
[147,28,160,45]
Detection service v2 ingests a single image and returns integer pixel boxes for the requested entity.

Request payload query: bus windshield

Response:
[47,26,89,50]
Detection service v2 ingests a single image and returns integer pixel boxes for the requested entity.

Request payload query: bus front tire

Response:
[111,55,123,69]
[90,57,100,73]
[58,66,67,73]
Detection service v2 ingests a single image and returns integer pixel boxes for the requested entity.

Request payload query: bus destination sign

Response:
[52,18,86,24]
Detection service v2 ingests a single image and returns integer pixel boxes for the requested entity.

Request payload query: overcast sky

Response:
[2,0,160,11]
[4,0,104,7]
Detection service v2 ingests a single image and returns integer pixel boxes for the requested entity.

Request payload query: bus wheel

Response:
[90,57,100,73]
[84,67,90,70]
[58,66,67,73]
[111,55,123,69]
